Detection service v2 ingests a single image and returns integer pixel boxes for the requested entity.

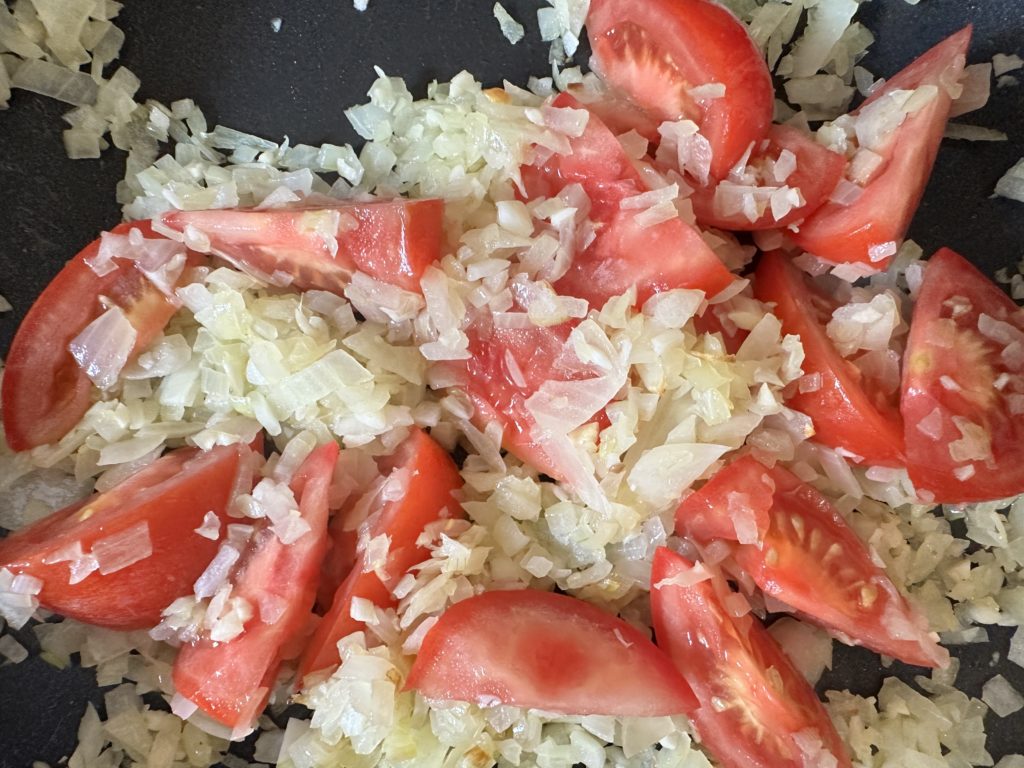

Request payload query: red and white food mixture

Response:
[1,0,1023,767]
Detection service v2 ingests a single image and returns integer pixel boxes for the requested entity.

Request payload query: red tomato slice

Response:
[2,222,199,451]
[464,310,583,481]
[158,199,444,295]
[563,83,661,143]
[405,589,697,716]
[690,125,846,231]
[902,248,1024,503]
[675,454,774,543]
[651,548,850,768]
[522,93,734,309]
[297,428,462,682]
[754,251,905,466]
[791,27,971,268]
[172,441,338,731]
[729,464,948,668]
[0,444,244,630]
[586,0,774,180]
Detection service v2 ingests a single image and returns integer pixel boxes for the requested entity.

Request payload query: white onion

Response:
[949,63,992,118]
[92,521,152,575]
[11,59,97,106]
[69,306,138,390]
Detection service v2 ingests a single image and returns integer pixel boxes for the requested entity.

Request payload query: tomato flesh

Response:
[691,125,846,231]
[791,27,971,268]
[172,441,338,731]
[902,248,1024,503]
[298,428,462,681]
[2,221,198,451]
[675,454,774,543]
[406,589,697,716]
[158,199,444,295]
[651,548,850,768]
[587,0,774,180]
[0,444,244,630]
[727,464,947,668]
[522,93,734,309]
[754,251,905,465]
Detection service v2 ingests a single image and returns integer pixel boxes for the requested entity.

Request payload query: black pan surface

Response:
[1,0,1023,765]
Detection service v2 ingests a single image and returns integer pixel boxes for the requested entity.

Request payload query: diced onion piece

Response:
[995,158,1024,202]
[68,306,138,390]
[92,522,152,575]
[10,59,98,106]
[949,63,992,118]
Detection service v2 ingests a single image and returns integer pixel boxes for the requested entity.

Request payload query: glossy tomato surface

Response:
[651,548,851,768]
[674,453,773,543]
[172,442,337,731]
[158,199,444,295]
[586,0,774,180]
[2,221,198,451]
[0,444,244,629]
[902,248,1024,502]
[729,464,948,668]
[521,93,734,308]
[754,251,906,465]
[690,125,846,231]
[298,428,463,681]
[406,588,697,716]
[791,27,971,268]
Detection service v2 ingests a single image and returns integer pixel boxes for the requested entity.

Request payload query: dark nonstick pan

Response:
[1,0,1023,765]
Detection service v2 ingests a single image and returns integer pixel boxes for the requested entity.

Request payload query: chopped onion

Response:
[92,522,152,575]
[949,63,992,118]
[69,305,138,390]
[995,158,1024,202]
[11,59,97,106]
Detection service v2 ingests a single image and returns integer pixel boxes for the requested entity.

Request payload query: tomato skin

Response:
[158,199,444,295]
[733,465,946,667]
[172,441,338,731]
[651,548,851,768]
[754,251,905,466]
[675,454,773,542]
[2,221,197,451]
[0,444,244,630]
[406,589,697,717]
[902,248,1024,503]
[522,93,734,309]
[690,125,846,231]
[297,428,462,682]
[587,0,774,180]
[464,309,579,481]
[791,27,971,268]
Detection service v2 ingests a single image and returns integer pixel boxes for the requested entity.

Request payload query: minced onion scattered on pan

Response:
[0,1,1023,767]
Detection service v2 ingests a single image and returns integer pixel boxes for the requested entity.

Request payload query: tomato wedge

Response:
[172,441,338,732]
[157,199,444,295]
[902,248,1024,503]
[463,309,586,482]
[724,464,948,668]
[675,454,773,543]
[690,125,846,231]
[298,428,462,682]
[791,27,971,268]
[406,589,697,716]
[0,444,244,630]
[586,0,774,180]
[522,93,734,309]
[754,251,905,466]
[651,548,850,768]
[2,221,200,451]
